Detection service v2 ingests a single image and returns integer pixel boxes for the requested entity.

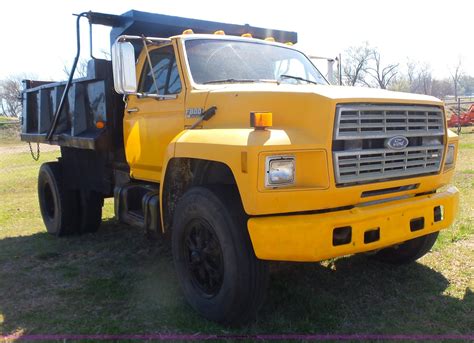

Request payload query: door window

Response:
[138,45,182,95]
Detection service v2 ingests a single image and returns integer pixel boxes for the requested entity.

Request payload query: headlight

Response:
[444,144,455,168]
[266,156,295,187]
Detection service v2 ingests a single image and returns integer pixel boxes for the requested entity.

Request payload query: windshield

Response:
[184,39,328,85]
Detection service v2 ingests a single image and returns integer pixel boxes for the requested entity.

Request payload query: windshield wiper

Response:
[278,74,319,85]
[202,78,277,85]
[202,78,258,84]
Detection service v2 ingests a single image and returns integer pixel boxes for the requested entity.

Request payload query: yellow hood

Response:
[204,83,442,105]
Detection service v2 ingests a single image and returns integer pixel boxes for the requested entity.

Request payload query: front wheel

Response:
[171,186,269,325]
[372,232,439,265]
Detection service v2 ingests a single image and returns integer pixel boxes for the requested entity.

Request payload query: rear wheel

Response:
[171,186,269,325]
[372,232,439,265]
[38,162,103,236]
[76,190,103,234]
[38,162,77,236]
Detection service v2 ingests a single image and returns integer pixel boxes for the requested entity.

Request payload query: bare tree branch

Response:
[449,58,463,100]
[100,49,111,60]
[366,50,399,89]
[342,42,372,86]
[62,58,89,79]
[0,75,23,117]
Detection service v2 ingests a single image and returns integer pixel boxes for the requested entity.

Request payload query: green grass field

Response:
[0,118,21,146]
[0,132,472,337]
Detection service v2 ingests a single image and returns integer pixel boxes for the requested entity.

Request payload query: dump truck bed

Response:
[21,59,124,152]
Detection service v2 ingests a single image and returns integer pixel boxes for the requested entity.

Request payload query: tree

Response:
[460,75,474,96]
[415,63,433,95]
[0,75,23,117]
[449,58,463,100]
[388,75,410,93]
[431,78,453,99]
[366,50,399,89]
[62,48,111,80]
[406,60,417,90]
[100,48,111,60]
[342,42,372,86]
[62,58,89,79]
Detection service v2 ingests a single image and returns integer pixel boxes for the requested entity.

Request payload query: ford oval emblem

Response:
[385,136,409,150]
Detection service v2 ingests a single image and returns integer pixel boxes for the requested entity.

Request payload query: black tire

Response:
[372,231,439,265]
[76,190,103,234]
[38,162,77,236]
[171,186,269,325]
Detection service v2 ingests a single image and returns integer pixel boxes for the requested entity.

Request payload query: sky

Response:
[1,0,473,81]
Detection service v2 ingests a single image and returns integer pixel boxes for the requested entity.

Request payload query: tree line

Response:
[342,42,472,100]
[1,44,473,117]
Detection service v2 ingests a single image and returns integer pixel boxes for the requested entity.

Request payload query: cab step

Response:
[114,183,161,232]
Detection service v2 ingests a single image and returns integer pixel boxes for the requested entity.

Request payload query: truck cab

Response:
[21,10,459,325]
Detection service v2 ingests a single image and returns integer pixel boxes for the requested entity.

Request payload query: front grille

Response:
[334,146,443,183]
[333,104,445,185]
[335,105,444,139]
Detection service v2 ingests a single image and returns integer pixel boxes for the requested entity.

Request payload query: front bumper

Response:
[247,187,459,262]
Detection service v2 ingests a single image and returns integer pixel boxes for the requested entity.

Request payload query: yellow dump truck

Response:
[21,10,459,324]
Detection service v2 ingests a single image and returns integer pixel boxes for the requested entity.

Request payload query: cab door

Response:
[124,44,185,182]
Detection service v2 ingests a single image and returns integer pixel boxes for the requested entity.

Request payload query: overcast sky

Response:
[1,0,473,81]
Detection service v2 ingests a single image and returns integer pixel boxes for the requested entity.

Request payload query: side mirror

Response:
[111,41,137,94]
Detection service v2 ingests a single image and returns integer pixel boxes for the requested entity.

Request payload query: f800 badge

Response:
[186,108,203,118]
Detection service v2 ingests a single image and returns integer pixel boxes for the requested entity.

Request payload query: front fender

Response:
[160,128,303,216]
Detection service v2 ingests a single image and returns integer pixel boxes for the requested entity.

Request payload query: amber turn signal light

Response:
[250,112,272,130]
[95,121,105,129]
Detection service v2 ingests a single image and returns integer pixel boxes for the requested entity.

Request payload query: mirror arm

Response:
[141,36,161,95]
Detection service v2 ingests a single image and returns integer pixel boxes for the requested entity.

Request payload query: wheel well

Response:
[162,158,238,232]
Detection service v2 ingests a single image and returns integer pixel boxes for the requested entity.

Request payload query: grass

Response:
[0,119,21,146]
[0,116,18,123]
[0,134,473,338]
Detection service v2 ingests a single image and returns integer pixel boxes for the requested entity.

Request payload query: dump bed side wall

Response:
[21,59,125,156]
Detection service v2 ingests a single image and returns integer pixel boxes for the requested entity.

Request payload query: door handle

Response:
[126,107,139,114]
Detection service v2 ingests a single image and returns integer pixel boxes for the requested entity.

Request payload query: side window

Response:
[138,45,182,95]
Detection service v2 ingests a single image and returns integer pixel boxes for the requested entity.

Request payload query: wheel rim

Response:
[183,218,224,298]
[43,182,55,219]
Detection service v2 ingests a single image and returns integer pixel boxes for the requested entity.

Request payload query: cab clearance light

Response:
[182,29,194,35]
[285,41,294,46]
[250,112,272,130]
[214,30,225,35]
[241,33,252,38]
[264,37,275,42]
